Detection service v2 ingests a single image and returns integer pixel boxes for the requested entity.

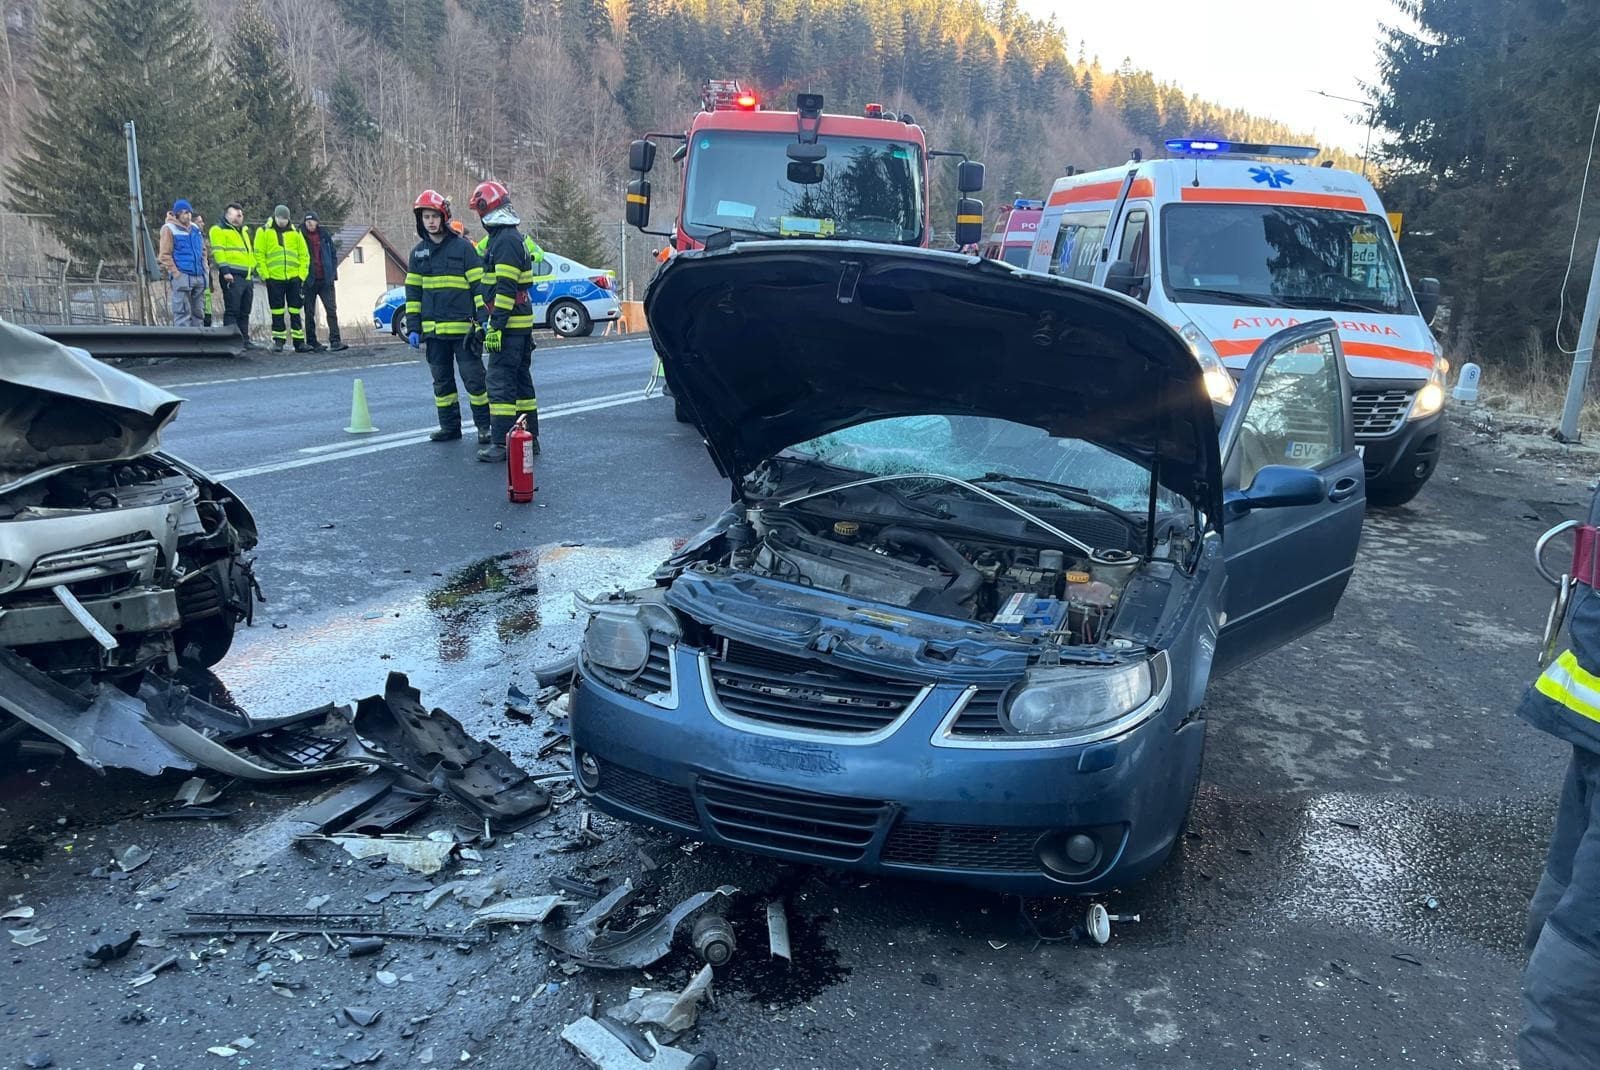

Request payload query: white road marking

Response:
[215,390,655,480]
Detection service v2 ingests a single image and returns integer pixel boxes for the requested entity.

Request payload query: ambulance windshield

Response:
[683,130,924,245]
[1160,203,1417,316]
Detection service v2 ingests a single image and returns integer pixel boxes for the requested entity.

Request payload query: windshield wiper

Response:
[1171,287,1288,308]
[1322,297,1401,315]
[966,474,1143,528]
[690,223,780,250]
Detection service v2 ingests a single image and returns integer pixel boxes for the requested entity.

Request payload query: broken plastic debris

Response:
[423,873,507,911]
[376,970,399,987]
[176,777,223,806]
[335,1037,384,1066]
[343,1006,383,1027]
[334,835,455,875]
[10,928,48,947]
[561,1016,716,1070]
[540,884,736,970]
[128,954,178,987]
[606,964,714,1034]
[2,906,36,922]
[766,901,791,961]
[116,845,154,872]
[84,930,140,964]
[505,683,535,723]
[469,896,571,928]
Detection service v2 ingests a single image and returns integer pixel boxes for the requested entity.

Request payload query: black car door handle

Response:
[1329,476,1361,503]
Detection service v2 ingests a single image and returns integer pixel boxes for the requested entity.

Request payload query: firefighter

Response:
[254,204,311,352]
[467,179,541,463]
[404,190,490,444]
[1519,488,1600,1069]
[209,202,258,348]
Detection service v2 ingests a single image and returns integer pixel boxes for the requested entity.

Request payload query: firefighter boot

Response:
[471,405,492,446]
[477,415,512,463]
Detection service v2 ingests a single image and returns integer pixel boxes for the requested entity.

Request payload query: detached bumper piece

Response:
[0,648,369,779]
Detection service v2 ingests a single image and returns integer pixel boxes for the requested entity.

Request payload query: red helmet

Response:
[469,180,510,217]
[414,188,449,219]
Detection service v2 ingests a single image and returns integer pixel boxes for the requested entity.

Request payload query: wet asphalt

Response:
[0,342,1591,1069]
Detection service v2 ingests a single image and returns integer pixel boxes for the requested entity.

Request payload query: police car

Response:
[373,251,621,338]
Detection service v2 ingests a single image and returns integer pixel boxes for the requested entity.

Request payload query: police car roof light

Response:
[1013,198,1043,209]
[1165,138,1321,161]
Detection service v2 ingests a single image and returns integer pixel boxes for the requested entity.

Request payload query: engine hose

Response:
[877,526,983,603]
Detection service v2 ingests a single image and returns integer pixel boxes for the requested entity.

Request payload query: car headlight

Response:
[1178,323,1237,405]
[579,599,681,679]
[1409,354,1448,421]
[1003,653,1166,741]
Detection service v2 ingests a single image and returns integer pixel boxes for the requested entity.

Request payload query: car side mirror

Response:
[626,178,651,229]
[1105,258,1147,300]
[1414,276,1441,325]
[629,139,656,174]
[955,197,983,247]
[1226,465,1326,514]
[958,160,985,193]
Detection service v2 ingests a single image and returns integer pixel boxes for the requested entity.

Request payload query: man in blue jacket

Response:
[302,211,346,351]
[1519,489,1600,1069]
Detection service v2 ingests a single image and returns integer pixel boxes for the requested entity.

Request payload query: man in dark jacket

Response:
[1519,489,1600,1069]
[467,179,537,464]
[302,211,346,351]
[405,189,490,445]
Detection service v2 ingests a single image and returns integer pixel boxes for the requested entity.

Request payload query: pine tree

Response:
[222,4,350,224]
[536,166,608,268]
[3,0,233,264]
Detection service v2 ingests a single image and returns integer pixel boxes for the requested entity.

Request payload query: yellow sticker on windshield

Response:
[779,217,836,237]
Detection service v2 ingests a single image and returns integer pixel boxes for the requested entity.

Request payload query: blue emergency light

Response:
[1012,198,1043,209]
[1165,138,1320,161]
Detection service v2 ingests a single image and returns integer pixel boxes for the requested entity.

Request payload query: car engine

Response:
[725,511,1140,646]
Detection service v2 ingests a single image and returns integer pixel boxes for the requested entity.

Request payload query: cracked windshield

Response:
[683,131,924,243]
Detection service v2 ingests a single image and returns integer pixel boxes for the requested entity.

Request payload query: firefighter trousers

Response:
[1520,744,1600,1069]
[425,337,489,434]
[264,278,305,345]
[487,333,537,442]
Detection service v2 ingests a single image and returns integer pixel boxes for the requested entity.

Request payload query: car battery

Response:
[992,593,1069,636]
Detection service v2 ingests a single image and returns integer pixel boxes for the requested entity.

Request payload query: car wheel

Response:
[1366,471,1429,508]
[390,313,401,338]
[177,613,237,669]
[549,300,591,338]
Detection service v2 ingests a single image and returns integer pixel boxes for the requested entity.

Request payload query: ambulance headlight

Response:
[1409,354,1448,421]
[1178,323,1237,405]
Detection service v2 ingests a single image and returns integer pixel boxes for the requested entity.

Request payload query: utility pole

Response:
[1557,235,1600,442]
[123,120,153,325]
[1313,90,1377,177]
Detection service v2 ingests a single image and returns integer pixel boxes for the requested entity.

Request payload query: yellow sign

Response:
[1387,212,1403,241]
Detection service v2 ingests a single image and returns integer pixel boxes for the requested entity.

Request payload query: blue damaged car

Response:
[570,242,1365,894]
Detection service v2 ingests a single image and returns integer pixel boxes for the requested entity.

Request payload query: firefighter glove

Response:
[483,327,503,352]
[407,331,421,349]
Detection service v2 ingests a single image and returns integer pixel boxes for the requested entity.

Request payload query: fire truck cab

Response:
[626,81,986,254]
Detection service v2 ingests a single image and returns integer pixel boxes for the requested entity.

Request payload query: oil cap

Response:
[834,521,860,537]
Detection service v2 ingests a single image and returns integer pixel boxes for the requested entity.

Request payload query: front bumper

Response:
[570,648,1205,895]
[0,587,181,647]
[1357,405,1444,488]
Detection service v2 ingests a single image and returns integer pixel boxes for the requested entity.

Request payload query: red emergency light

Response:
[736,93,758,110]
[865,103,884,118]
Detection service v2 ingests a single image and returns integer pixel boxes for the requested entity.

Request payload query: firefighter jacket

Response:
[405,231,484,339]
[1522,490,1600,754]
[476,226,539,334]
[254,222,310,281]
[210,221,256,276]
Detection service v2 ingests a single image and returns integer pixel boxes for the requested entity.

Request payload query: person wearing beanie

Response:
[158,198,209,327]
[253,203,311,352]
[301,210,346,351]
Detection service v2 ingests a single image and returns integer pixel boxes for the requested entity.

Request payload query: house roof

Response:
[331,225,407,269]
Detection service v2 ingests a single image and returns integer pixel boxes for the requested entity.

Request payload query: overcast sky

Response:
[1020,0,1411,152]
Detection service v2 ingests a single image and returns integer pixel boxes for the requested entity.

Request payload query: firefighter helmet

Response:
[414,188,450,219]
[469,180,511,217]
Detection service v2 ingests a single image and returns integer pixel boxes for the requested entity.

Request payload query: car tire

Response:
[390,313,402,338]
[549,300,592,338]
[177,613,237,669]
[1366,472,1429,508]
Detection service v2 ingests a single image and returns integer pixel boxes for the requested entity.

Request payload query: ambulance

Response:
[979,197,1043,266]
[1029,139,1446,506]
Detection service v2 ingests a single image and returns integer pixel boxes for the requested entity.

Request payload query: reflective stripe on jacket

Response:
[476,226,537,333]
[405,232,484,338]
[210,222,255,274]
[254,223,310,281]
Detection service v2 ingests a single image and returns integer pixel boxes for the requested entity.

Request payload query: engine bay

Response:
[716,509,1142,647]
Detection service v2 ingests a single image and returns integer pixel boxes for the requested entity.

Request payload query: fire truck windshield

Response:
[683,131,924,244]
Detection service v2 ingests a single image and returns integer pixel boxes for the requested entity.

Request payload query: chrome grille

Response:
[1352,390,1414,438]
[708,641,924,734]
[23,538,160,592]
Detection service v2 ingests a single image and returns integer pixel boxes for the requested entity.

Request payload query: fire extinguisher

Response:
[507,414,535,503]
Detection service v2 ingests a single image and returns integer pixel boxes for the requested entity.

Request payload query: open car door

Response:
[1212,320,1365,676]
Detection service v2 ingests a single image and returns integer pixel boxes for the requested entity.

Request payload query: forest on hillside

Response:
[0,0,1356,292]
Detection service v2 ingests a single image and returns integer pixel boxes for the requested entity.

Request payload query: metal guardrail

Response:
[28,324,245,360]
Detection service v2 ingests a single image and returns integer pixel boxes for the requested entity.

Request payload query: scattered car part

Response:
[1084,904,1141,946]
[540,884,737,970]
[505,682,535,723]
[175,777,225,806]
[335,1037,384,1066]
[339,937,385,958]
[10,927,47,946]
[561,1016,717,1070]
[330,835,455,875]
[128,953,178,987]
[353,673,548,829]
[116,845,153,872]
[470,896,572,927]
[606,964,714,1034]
[84,930,140,964]
[691,914,735,966]
[551,875,604,899]
[1,906,35,922]
[363,879,437,904]
[766,901,791,961]
[423,873,508,910]
[342,1007,383,1028]
[533,655,579,690]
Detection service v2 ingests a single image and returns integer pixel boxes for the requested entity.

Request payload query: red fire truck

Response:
[626,80,986,254]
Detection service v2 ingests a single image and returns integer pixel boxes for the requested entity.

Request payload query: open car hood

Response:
[645,243,1223,519]
[0,319,183,495]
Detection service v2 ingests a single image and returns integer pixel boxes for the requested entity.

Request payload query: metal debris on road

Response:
[606,964,715,1035]
[540,883,737,970]
[766,901,792,961]
[10,928,47,947]
[83,930,140,965]
[561,1016,717,1070]
[691,914,735,966]
[469,896,572,927]
[1084,904,1141,946]
[128,954,178,987]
